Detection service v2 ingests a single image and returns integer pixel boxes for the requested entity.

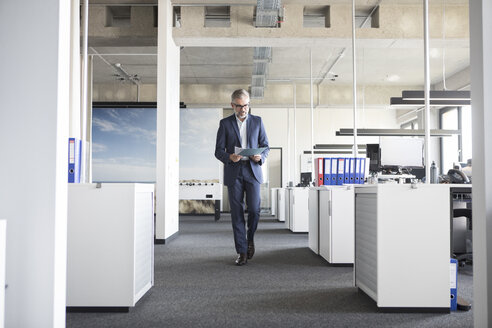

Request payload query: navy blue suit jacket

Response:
[215,114,269,187]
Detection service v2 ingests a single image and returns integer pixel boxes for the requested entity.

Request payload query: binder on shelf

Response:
[316,158,324,186]
[360,158,366,184]
[323,158,331,185]
[354,158,361,184]
[344,158,351,184]
[68,138,82,183]
[337,158,345,185]
[349,158,356,184]
[330,158,338,185]
[450,258,458,311]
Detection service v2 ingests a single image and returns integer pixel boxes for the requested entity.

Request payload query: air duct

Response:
[251,1,281,99]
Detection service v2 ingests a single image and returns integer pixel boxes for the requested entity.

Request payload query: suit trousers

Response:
[228,161,261,254]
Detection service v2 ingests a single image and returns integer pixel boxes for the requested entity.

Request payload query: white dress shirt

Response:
[236,114,248,160]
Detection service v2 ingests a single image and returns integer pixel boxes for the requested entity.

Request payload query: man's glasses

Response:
[232,103,250,110]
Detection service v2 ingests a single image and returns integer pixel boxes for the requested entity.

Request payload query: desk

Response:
[448,184,472,310]
[448,184,472,257]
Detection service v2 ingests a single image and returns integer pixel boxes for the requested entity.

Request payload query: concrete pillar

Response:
[0,0,71,326]
[469,1,492,326]
[156,0,180,242]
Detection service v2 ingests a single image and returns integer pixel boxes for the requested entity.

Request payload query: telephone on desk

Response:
[447,169,470,184]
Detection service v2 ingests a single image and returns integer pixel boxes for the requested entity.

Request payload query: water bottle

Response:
[430,161,438,184]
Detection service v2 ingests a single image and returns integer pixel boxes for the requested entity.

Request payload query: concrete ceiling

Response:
[91,44,470,87]
[89,0,470,89]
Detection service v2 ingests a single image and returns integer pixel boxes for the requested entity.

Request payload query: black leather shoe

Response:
[247,240,255,260]
[235,253,247,266]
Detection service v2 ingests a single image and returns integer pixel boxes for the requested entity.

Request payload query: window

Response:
[401,119,418,130]
[439,106,473,174]
[440,107,459,174]
[461,106,472,163]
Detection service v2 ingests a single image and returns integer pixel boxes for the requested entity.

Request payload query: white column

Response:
[156,0,180,241]
[69,0,81,139]
[470,1,492,326]
[0,0,70,326]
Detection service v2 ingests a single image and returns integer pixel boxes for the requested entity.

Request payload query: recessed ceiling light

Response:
[385,74,400,82]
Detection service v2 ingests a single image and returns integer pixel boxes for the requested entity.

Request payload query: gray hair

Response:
[231,89,250,102]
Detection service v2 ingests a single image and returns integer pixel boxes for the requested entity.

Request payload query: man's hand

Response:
[250,155,261,163]
[229,153,242,162]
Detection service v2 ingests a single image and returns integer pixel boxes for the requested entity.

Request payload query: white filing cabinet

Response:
[319,186,354,264]
[286,187,309,232]
[308,187,323,254]
[67,183,154,308]
[354,184,450,310]
[277,188,285,222]
[270,188,278,217]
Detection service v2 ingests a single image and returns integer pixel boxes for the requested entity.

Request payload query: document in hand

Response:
[237,147,267,156]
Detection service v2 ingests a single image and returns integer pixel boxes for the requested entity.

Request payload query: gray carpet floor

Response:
[66,214,474,328]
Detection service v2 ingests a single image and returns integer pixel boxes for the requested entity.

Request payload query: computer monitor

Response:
[366,144,381,173]
[300,172,312,187]
[379,137,424,168]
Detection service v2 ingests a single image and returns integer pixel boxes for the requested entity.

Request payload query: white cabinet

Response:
[67,183,154,308]
[276,188,285,222]
[270,188,278,217]
[354,184,450,310]
[319,187,354,264]
[286,187,309,232]
[308,188,320,253]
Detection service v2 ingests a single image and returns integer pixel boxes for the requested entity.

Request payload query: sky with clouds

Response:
[92,107,221,182]
[179,108,221,181]
[92,107,157,182]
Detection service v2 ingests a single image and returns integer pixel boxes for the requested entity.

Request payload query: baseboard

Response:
[154,230,179,245]
[326,262,354,267]
[378,307,450,313]
[67,306,129,313]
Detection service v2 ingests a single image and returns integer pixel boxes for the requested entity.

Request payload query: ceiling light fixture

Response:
[401,90,470,101]
[390,97,470,107]
[335,128,460,137]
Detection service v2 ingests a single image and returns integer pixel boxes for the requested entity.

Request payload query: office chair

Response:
[452,208,472,267]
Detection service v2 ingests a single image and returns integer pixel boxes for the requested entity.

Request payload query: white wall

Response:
[0,0,71,326]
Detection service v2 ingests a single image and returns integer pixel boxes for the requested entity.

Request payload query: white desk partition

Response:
[0,220,5,328]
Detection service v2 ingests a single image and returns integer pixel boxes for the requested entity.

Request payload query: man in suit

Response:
[215,89,270,266]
